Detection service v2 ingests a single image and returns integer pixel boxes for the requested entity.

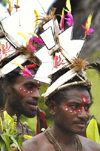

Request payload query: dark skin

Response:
[5,71,40,136]
[23,87,100,151]
[6,75,40,118]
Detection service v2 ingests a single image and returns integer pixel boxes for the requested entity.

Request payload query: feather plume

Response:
[82,12,94,39]
[66,0,71,13]
[86,12,93,32]
[12,62,32,77]
[14,0,20,9]
[70,57,89,73]
[39,7,56,29]
[7,0,13,15]
[17,46,36,62]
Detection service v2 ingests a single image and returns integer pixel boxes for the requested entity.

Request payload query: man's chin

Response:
[73,128,86,135]
[22,111,37,118]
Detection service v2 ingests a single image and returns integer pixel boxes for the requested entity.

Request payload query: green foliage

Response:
[0,111,23,151]
[90,50,100,61]
[20,115,37,133]
[87,69,100,123]
[0,0,7,6]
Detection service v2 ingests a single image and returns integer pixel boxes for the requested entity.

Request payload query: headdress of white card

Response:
[34,12,91,99]
[0,0,44,77]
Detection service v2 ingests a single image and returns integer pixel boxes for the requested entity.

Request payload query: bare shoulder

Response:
[23,132,54,151]
[23,133,45,151]
[78,135,100,151]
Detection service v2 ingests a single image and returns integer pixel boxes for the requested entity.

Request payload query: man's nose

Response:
[78,107,89,120]
[31,88,40,98]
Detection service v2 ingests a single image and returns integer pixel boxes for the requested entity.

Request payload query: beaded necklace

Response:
[44,128,83,151]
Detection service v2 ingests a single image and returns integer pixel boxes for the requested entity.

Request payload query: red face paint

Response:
[65,94,89,114]
[19,87,37,95]
[81,94,89,114]
[81,94,88,105]
[19,81,41,95]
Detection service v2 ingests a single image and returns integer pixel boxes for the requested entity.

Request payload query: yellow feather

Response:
[29,32,38,38]
[12,62,33,77]
[17,32,29,43]
[34,9,38,28]
[7,0,13,14]
[17,0,18,6]
[8,0,11,8]
[66,0,71,12]
[12,62,24,70]
[86,12,93,31]
[60,8,64,27]
[60,7,71,28]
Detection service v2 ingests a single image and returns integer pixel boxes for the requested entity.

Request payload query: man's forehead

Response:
[61,87,91,103]
[15,74,37,84]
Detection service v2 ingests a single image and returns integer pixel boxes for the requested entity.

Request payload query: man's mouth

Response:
[73,120,87,127]
[26,101,38,110]
[75,122,86,126]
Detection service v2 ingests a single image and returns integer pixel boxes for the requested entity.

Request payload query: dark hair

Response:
[0,67,21,110]
[0,78,8,110]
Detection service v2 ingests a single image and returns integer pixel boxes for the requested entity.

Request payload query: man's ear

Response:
[7,83,13,95]
[47,101,57,116]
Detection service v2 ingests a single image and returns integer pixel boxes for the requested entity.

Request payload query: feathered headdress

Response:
[34,0,94,99]
[0,0,43,77]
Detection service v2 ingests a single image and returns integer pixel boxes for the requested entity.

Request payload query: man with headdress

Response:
[47,0,100,143]
[0,0,47,141]
[23,1,100,150]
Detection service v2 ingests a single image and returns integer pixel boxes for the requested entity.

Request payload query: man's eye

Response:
[24,83,37,90]
[70,104,81,110]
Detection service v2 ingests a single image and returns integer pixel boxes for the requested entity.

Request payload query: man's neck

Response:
[5,104,20,120]
[50,122,76,146]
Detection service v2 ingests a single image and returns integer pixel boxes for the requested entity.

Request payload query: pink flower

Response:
[60,12,73,30]
[65,12,73,26]
[34,36,43,45]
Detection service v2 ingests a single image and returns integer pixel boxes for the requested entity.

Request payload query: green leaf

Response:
[0,117,3,132]
[0,140,6,151]
[16,135,23,148]
[0,111,23,150]
[1,134,10,151]
[4,111,16,130]
[10,136,21,151]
